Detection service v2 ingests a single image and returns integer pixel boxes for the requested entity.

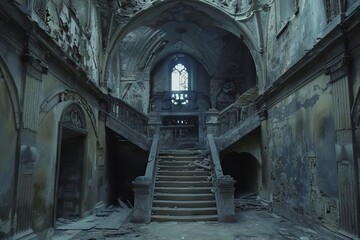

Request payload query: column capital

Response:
[22,48,48,75]
[324,52,350,83]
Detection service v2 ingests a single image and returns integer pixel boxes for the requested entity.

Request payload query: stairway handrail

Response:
[145,134,160,178]
[132,134,159,223]
[207,134,224,179]
[207,133,236,222]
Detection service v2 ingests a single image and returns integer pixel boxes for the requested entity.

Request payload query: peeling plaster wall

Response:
[268,75,338,230]
[266,1,328,87]
[0,78,17,238]
[35,0,101,83]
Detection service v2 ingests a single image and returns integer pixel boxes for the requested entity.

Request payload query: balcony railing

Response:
[218,86,258,135]
[108,96,148,136]
[150,91,210,112]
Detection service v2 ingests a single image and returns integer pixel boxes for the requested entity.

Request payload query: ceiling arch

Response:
[104,0,264,81]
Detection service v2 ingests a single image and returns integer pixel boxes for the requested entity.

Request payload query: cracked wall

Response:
[268,74,339,230]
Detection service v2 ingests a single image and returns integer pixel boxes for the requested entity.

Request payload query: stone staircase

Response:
[151,150,218,222]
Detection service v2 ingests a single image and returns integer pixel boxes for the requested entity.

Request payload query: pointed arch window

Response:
[171,63,188,91]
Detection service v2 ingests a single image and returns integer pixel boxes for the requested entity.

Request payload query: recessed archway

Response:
[54,103,87,223]
[221,152,259,196]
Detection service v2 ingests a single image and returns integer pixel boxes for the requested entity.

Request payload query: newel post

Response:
[215,175,236,222]
[132,176,151,223]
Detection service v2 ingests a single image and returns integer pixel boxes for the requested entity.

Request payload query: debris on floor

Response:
[234,193,271,211]
[189,158,213,170]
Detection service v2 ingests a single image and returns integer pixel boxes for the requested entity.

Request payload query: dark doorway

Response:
[221,152,259,196]
[106,129,148,206]
[55,127,86,220]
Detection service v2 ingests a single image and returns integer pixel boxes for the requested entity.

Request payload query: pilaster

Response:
[325,52,359,238]
[14,46,48,238]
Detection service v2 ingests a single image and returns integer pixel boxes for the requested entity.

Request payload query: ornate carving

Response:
[324,0,340,23]
[114,0,258,23]
[34,0,48,21]
[62,103,86,129]
[216,80,241,111]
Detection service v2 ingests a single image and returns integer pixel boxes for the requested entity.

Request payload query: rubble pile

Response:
[234,193,271,211]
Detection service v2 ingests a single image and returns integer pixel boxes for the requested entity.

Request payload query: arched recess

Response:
[102,0,265,98]
[0,57,21,237]
[54,102,87,221]
[221,152,260,196]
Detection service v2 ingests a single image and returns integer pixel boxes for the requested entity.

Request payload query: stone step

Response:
[157,160,194,166]
[157,165,198,171]
[159,150,200,156]
[153,200,216,208]
[158,156,204,162]
[153,193,215,201]
[156,175,210,182]
[155,181,213,188]
[151,214,218,222]
[152,207,217,216]
[154,187,212,194]
[157,170,209,176]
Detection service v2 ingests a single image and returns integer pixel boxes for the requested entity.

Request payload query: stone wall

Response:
[266,74,338,229]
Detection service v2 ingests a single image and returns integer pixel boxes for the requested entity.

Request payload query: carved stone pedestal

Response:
[132,176,151,223]
[215,175,236,222]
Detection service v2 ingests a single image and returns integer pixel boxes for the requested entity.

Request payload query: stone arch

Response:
[39,89,98,142]
[221,151,260,195]
[102,0,265,92]
[55,102,88,220]
[60,102,87,130]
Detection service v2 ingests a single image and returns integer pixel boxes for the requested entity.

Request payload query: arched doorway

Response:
[221,152,259,196]
[54,103,87,222]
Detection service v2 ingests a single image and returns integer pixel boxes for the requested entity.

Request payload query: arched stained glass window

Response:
[171,63,188,91]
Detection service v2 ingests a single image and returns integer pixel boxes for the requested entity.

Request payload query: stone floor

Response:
[50,207,345,240]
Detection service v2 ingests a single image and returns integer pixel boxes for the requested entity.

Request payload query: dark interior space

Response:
[56,127,86,220]
[221,152,259,196]
[106,128,148,206]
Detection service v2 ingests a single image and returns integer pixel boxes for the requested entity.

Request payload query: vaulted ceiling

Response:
[103,0,256,77]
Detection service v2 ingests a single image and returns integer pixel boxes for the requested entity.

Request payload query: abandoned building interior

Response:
[1,0,360,239]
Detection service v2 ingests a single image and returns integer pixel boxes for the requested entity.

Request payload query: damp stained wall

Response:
[0,77,18,238]
[266,0,328,87]
[35,97,102,231]
[267,74,338,230]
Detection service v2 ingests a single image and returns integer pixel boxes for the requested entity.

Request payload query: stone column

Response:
[14,47,48,237]
[206,108,220,137]
[326,53,360,238]
[258,107,271,200]
[215,175,236,222]
[132,176,152,223]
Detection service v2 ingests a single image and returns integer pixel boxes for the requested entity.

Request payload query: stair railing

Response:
[207,134,236,222]
[132,134,160,223]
